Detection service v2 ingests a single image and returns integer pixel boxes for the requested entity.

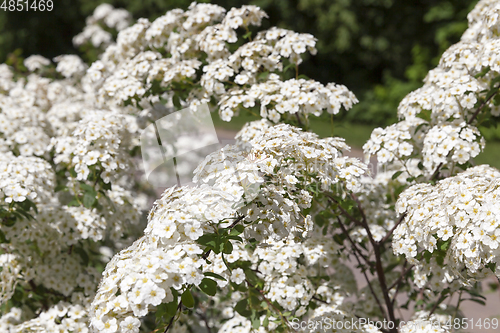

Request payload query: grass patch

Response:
[475,141,500,169]
[211,111,260,132]
[212,111,378,149]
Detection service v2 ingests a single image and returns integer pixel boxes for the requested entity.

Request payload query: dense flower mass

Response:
[364,0,500,178]
[2,1,500,332]
[90,119,368,332]
[394,165,500,287]
[83,2,356,124]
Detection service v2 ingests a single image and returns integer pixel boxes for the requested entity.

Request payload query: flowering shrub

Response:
[1,1,500,333]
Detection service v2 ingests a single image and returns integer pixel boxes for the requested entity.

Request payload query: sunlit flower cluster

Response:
[0,152,54,203]
[394,165,500,287]
[90,118,368,331]
[83,2,355,125]
[4,1,500,332]
[73,3,132,49]
[219,77,357,122]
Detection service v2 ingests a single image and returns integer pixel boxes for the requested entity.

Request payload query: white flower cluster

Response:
[0,254,21,305]
[90,183,246,332]
[393,165,500,287]
[0,64,14,92]
[363,0,500,176]
[235,120,367,239]
[90,141,265,330]
[219,77,357,122]
[83,2,355,124]
[90,120,368,332]
[73,3,132,49]
[50,110,137,183]
[0,20,144,333]
[53,55,88,79]
[421,121,483,170]
[24,55,51,72]
[442,0,500,79]
[363,119,425,165]
[0,298,93,333]
[0,152,54,203]
[252,239,328,312]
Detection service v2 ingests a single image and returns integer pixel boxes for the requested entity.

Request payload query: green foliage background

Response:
[0,0,480,128]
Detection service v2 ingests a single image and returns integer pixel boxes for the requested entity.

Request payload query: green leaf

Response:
[392,171,403,180]
[333,233,345,245]
[440,239,451,251]
[243,31,252,40]
[230,224,245,235]
[235,299,251,317]
[101,181,112,191]
[197,234,218,249]
[475,66,490,78]
[0,229,7,243]
[67,199,80,207]
[249,295,260,306]
[203,272,227,281]
[83,192,96,208]
[156,303,168,319]
[173,95,182,109]
[222,240,233,254]
[165,301,178,318]
[166,289,179,317]
[54,184,67,192]
[73,246,89,266]
[251,309,260,329]
[468,298,486,305]
[244,269,259,285]
[227,235,243,242]
[315,214,326,227]
[199,278,217,296]
[181,289,194,308]
[80,183,96,195]
[487,262,496,272]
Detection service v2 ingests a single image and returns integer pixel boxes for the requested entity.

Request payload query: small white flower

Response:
[230,268,245,284]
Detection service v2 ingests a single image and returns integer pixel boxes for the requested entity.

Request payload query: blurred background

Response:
[4,0,500,166]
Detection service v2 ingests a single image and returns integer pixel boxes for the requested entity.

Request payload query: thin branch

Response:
[388,262,414,291]
[325,193,363,227]
[336,215,386,319]
[390,261,412,310]
[468,86,499,125]
[328,194,397,331]
[428,293,448,317]
[295,113,303,128]
[336,217,374,269]
[350,193,368,226]
[196,309,212,333]
[347,237,388,319]
[164,301,183,333]
[312,296,329,304]
[452,291,463,322]
[379,213,407,245]
[372,242,397,329]
[430,162,443,181]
